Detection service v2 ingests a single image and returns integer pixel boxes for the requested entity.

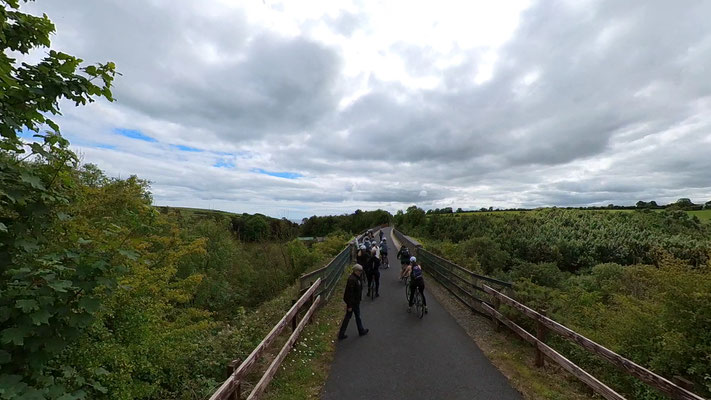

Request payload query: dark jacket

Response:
[367,255,380,272]
[356,251,370,268]
[343,272,363,307]
[397,247,410,263]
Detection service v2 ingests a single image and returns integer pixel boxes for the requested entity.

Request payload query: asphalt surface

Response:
[321,228,522,400]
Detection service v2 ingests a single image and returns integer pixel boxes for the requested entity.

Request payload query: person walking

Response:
[366,247,381,297]
[338,264,370,339]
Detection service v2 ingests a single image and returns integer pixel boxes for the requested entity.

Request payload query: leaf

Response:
[78,297,101,313]
[118,249,138,261]
[48,280,73,293]
[15,299,39,313]
[0,350,10,364]
[77,237,92,245]
[0,222,6,232]
[30,309,51,325]
[1,327,26,346]
[19,172,45,190]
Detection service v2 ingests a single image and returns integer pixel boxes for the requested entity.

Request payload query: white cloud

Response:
[19,0,711,218]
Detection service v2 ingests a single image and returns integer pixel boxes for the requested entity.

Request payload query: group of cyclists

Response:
[339,229,428,339]
[356,229,427,313]
[356,230,389,298]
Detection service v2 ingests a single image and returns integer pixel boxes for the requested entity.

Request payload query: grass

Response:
[262,272,349,400]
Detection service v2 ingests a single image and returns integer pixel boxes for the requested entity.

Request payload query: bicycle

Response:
[413,286,425,319]
[380,253,389,269]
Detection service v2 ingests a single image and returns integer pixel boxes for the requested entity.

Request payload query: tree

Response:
[1,1,117,397]
[636,201,648,208]
[705,200,711,210]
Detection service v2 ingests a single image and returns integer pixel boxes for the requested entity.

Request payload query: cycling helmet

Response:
[360,244,366,250]
[410,256,417,263]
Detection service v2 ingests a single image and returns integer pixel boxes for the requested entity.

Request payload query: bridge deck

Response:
[321,228,522,400]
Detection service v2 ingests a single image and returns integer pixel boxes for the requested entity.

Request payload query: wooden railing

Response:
[393,228,706,400]
[298,244,352,301]
[481,285,706,400]
[208,278,322,400]
[417,248,511,317]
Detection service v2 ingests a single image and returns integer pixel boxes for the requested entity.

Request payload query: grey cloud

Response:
[26,0,711,214]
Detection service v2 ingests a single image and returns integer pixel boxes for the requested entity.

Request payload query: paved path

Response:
[321,228,522,400]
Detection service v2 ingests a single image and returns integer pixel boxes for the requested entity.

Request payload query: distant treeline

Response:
[299,209,392,237]
[422,197,711,214]
[157,207,300,242]
[157,207,393,240]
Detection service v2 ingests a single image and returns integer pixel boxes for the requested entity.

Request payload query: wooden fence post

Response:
[228,359,242,400]
[492,297,501,332]
[535,310,548,367]
[309,291,316,322]
[291,299,297,331]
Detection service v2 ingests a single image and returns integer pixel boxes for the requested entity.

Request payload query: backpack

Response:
[411,264,423,279]
[400,247,410,259]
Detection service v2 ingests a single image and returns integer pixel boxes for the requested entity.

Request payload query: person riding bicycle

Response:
[379,230,384,242]
[396,245,411,279]
[379,239,388,268]
[404,256,428,314]
[365,247,381,297]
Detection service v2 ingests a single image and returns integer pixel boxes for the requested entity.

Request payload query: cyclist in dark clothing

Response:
[338,264,369,339]
[365,247,381,297]
[396,245,411,279]
[404,256,428,313]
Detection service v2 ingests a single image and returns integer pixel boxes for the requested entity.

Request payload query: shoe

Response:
[425,306,429,314]
[407,307,412,313]
[376,292,380,297]
[366,290,371,297]
[338,334,348,340]
[359,329,369,336]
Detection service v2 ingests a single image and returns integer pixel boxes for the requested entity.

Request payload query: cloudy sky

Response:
[23,0,711,219]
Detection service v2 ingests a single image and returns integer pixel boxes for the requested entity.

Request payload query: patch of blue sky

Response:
[17,127,39,139]
[96,144,117,150]
[113,128,157,142]
[171,144,203,152]
[251,168,303,179]
[214,159,236,168]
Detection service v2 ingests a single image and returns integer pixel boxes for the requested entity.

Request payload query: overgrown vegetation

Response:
[0,2,349,398]
[397,207,711,398]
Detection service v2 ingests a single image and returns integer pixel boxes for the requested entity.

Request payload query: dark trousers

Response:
[339,303,365,336]
[408,278,426,307]
[365,269,380,293]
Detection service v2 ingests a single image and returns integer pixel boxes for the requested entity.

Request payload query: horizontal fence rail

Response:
[209,278,322,400]
[482,285,706,400]
[299,245,352,301]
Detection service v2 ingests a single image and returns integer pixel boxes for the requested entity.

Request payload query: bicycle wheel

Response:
[405,278,411,301]
[415,290,424,319]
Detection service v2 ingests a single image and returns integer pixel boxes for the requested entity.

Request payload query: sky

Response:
[22,0,711,219]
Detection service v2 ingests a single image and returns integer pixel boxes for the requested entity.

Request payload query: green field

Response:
[433,208,711,223]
